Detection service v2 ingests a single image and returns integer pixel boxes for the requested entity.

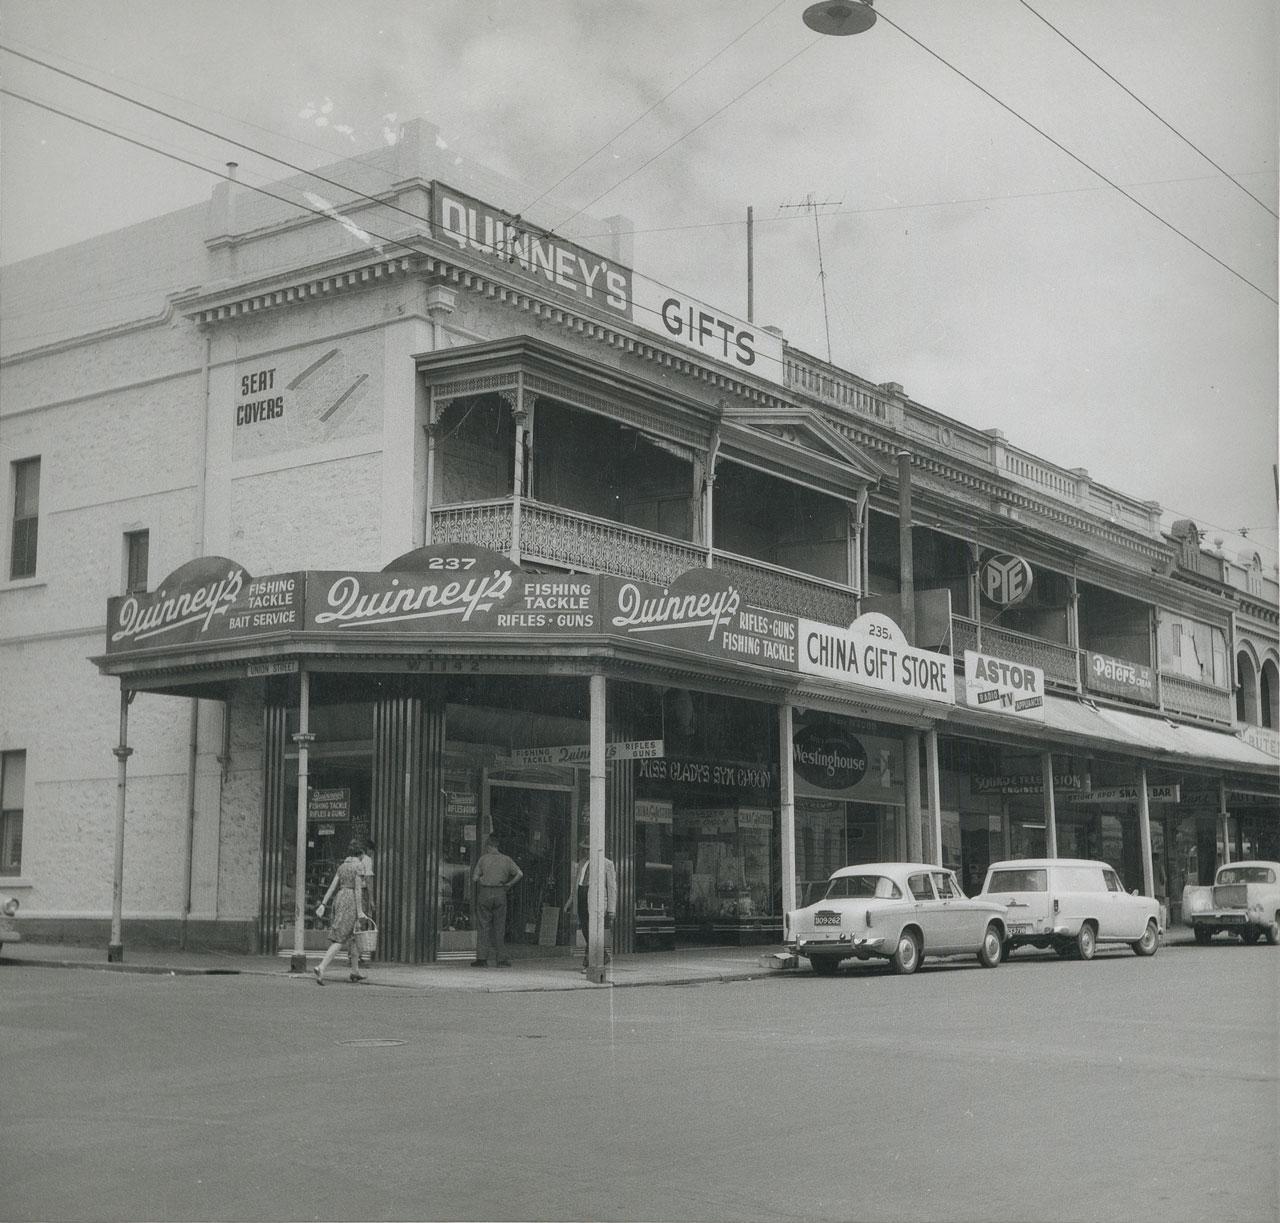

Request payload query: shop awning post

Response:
[587,672,608,984]
[925,729,943,866]
[290,668,314,974]
[779,703,797,917]
[904,731,922,862]
[1218,780,1232,865]
[1041,752,1058,858]
[108,685,134,963]
[1137,767,1154,898]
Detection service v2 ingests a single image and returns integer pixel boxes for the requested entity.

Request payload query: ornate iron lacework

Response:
[711,553,859,624]
[522,375,705,449]
[1159,673,1234,724]
[951,618,1080,688]
[431,503,513,553]
[521,503,703,584]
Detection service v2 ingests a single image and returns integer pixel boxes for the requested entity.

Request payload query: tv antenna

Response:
[779,193,842,363]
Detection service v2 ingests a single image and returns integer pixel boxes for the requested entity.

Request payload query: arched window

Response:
[1261,660,1279,730]
[1236,651,1259,724]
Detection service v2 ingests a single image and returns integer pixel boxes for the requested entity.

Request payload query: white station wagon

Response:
[787,862,1009,975]
[980,858,1162,959]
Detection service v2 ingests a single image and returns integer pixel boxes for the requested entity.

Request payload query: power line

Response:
[1017,0,1277,220]
[520,0,789,218]
[872,8,1278,306]
[0,44,436,234]
[0,87,794,375]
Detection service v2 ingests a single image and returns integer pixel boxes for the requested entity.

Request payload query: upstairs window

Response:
[125,530,150,594]
[9,457,40,579]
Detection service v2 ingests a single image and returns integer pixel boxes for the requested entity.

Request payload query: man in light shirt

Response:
[566,834,617,969]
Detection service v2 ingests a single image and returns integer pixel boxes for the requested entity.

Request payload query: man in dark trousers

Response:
[566,835,617,969]
[470,834,523,967]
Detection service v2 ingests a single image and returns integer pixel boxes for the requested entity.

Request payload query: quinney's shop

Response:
[94,544,1278,963]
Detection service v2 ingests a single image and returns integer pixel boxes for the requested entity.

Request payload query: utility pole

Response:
[779,193,842,363]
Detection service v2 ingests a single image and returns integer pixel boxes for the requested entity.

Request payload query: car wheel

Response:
[891,929,920,975]
[1075,923,1097,960]
[1131,919,1159,957]
[809,956,840,975]
[1193,927,1213,945]
[1265,918,1280,946]
[977,923,1003,968]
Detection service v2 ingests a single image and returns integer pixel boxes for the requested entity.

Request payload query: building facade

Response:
[2,121,1276,961]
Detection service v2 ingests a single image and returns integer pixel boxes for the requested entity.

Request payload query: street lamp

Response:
[802,0,877,36]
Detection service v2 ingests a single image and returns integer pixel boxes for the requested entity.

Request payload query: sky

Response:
[1,0,1276,566]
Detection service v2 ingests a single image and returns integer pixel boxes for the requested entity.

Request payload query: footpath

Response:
[1,929,1199,991]
[0,939,791,992]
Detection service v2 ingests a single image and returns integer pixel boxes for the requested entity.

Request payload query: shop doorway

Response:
[485,780,576,956]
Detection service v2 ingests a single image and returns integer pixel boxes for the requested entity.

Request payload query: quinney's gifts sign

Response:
[106,558,303,654]
[797,612,954,705]
[600,568,798,668]
[963,651,1045,721]
[430,181,783,387]
[305,545,597,635]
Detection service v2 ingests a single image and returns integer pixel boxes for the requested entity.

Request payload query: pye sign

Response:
[980,553,1034,607]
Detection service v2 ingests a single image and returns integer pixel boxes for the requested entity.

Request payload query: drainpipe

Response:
[1219,779,1232,865]
[108,686,134,963]
[926,729,943,866]
[851,486,868,602]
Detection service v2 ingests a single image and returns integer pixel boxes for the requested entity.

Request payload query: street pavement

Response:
[1,934,1276,1223]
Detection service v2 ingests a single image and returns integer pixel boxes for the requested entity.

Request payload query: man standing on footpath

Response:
[566,834,617,970]
[471,834,523,967]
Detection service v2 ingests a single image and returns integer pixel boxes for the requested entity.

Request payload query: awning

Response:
[951,677,1278,778]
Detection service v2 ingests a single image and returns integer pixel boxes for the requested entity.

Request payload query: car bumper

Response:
[1190,912,1251,926]
[793,936,885,956]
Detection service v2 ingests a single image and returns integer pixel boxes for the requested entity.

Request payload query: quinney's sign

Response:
[104,550,955,709]
[429,181,784,387]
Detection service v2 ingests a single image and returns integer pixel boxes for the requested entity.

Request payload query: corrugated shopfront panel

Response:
[257,703,288,954]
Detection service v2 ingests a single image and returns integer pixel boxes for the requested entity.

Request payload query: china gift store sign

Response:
[797,613,954,705]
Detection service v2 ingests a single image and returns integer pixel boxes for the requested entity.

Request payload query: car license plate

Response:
[813,912,841,927]
[1008,923,1030,934]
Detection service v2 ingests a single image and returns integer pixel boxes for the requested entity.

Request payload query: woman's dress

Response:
[327,858,362,944]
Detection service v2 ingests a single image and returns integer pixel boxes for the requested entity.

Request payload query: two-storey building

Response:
[2,120,1275,961]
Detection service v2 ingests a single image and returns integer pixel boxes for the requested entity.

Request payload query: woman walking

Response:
[313,838,369,984]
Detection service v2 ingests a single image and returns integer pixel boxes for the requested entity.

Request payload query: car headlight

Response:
[1,897,17,917]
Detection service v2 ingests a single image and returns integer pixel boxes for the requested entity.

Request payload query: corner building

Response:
[2,120,1276,961]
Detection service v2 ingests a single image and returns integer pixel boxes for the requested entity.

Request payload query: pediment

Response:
[719,406,890,488]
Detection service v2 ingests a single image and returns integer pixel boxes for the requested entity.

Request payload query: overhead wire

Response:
[0,87,795,377]
[871,7,1277,306]
[1016,0,1277,220]
[519,0,790,218]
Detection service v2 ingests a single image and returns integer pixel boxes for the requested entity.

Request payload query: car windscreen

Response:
[985,868,1047,893]
[824,875,901,900]
[1217,867,1275,884]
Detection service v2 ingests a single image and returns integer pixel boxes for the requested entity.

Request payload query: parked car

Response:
[786,862,1009,976]
[979,858,1162,959]
[0,893,20,954]
[1181,861,1280,945]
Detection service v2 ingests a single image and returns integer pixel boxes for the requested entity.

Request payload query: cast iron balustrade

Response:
[1158,673,1234,726]
[430,498,859,623]
[951,616,1081,689]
